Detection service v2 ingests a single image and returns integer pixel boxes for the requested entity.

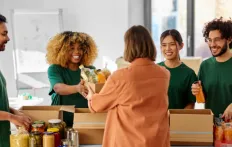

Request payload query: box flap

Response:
[20,106,61,111]
[74,109,106,121]
[19,106,75,123]
[75,108,91,113]
[88,82,104,93]
[20,105,75,113]
[59,105,75,113]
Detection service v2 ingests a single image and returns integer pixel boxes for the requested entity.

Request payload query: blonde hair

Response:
[46,31,98,68]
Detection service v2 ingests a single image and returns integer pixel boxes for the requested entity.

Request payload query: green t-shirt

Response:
[158,62,197,109]
[47,64,94,126]
[198,57,232,117]
[0,71,10,147]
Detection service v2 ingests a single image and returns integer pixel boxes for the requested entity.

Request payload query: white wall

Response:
[128,0,144,27]
[0,0,145,101]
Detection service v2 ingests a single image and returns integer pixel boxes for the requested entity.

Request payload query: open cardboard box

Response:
[19,105,75,125]
[169,109,214,146]
[88,82,104,93]
[73,108,107,144]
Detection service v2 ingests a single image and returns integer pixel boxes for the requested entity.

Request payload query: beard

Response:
[210,42,228,57]
[0,41,8,51]
[0,46,5,51]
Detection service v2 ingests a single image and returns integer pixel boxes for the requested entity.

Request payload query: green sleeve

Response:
[198,64,202,81]
[47,65,64,95]
[187,70,198,103]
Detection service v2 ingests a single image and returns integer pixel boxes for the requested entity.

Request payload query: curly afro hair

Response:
[46,31,98,68]
[203,17,232,48]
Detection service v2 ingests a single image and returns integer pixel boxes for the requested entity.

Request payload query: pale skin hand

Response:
[83,84,95,101]
[191,81,201,96]
[0,109,32,130]
[9,114,32,130]
[9,108,32,129]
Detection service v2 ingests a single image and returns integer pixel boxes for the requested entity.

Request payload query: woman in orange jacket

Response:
[85,25,170,147]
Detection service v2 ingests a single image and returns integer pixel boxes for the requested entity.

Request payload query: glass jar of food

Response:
[43,132,54,147]
[48,119,66,138]
[33,120,45,129]
[31,124,45,133]
[10,127,29,147]
[64,127,74,140]
[33,120,45,125]
[47,128,61,147]
[29,131,42,147]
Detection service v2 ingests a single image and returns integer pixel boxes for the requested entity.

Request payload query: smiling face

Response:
[0,22,10,51]
[161,35,183,60]
[68,43,84,65]
[207,30,229,57]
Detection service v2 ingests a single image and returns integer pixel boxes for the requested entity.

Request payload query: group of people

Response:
[0,12,232,147]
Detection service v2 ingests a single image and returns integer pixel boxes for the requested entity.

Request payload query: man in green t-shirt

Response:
[192,18,232,119]
[0,14,31,147]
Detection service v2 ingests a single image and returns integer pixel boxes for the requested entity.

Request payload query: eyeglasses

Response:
[205,37,224,44]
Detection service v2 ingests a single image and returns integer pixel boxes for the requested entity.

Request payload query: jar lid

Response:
[48,119,62,124]
[32,123,43,128]
[47,128,59,133]
[33,120,45,124]
[43,132,54,135]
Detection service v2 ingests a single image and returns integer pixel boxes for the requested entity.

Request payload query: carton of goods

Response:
[19,105,75,124]
[214,115,232,147]
[73,108,107,144]
[79,65,111,93]
[169,109,214,146]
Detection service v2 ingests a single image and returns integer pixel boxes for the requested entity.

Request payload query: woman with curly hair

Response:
[46,31,98,126]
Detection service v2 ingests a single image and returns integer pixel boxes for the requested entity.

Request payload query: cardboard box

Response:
[73,108,107,144]
[169,109,214,146]
[19,105,75,124]
[181,57,202,75]
[88,82,104,93]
